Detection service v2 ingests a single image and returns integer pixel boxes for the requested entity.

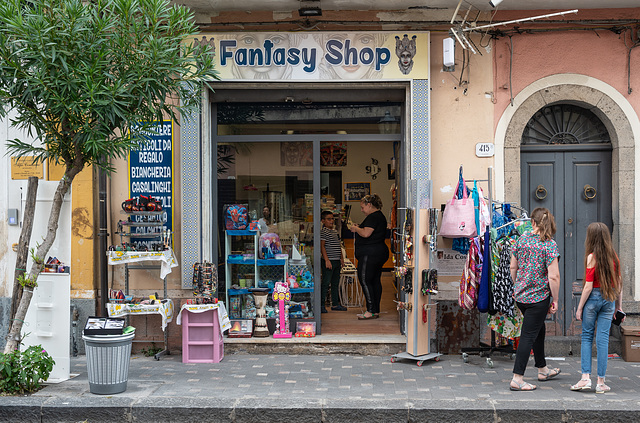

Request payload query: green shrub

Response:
[0,345,55,394]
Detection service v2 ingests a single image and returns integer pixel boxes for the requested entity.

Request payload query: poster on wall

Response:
[434,248,467,276]
[344,182,370,202]
[128,121,174,249]
[281,142,313,166]
[320,142,347,166]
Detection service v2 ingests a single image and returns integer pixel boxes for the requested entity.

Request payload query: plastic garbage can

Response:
[82,331,135,394]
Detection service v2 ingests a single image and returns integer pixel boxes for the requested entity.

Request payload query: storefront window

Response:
[217,102,402,136]
[218,142,316,329]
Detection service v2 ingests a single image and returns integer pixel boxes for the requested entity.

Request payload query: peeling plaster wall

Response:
[493,19,640,304]
[430,32,495,300]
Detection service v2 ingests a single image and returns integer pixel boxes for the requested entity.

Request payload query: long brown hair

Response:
[584,222,620,302]
[530,207,556,242]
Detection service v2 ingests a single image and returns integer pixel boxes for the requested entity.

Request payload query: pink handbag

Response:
[439,178,477,238]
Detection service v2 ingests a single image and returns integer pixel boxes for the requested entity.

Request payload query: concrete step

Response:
[224,333,623,358]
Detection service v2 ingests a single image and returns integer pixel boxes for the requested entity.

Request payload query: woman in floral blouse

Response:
[508,207,561,391]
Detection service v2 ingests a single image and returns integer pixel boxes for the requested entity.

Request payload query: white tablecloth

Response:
[107,299,174,331]
[107,249,178,279]
[176,302,231,333]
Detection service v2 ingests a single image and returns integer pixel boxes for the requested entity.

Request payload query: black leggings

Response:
[356,249,388,314]
[513,296,550,376]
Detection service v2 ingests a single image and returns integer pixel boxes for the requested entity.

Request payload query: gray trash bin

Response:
[82,331,135,395]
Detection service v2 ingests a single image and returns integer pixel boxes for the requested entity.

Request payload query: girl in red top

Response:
[571,222,623,393]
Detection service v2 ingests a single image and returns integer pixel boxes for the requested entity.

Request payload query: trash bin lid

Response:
[621,325,640,336]
[82,331,135,343]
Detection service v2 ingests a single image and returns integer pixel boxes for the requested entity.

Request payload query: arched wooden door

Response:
[520,104,612,336]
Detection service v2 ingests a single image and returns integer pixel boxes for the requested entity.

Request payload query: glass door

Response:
[217,141,318,332]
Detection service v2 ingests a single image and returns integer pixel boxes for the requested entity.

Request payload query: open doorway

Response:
[319,142,400,335]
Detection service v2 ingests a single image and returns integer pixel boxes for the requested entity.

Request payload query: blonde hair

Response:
[584,222,621,302]
[530,207,556,242]
[361,194,383,210]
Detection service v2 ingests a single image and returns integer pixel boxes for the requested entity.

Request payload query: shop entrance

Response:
[212,87,405,336]
[520,104,612,336]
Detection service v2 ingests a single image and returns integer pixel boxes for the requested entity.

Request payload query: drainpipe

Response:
[98,167,108,316]
[71,305,79,357]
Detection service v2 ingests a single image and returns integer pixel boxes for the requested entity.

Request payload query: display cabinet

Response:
[224,230,313,321]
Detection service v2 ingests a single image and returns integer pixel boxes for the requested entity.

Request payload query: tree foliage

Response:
[0,0,218,173]
[0,0,218,352]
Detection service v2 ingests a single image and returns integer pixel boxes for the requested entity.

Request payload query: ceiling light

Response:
[298,6,322,17]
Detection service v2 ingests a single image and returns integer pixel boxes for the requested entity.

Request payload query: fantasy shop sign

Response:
[193,32,430,81]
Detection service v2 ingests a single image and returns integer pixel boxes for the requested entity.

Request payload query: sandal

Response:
[595,383,610,394]
[510,380,537,391]
[570,378,592,391]
[357,312,379,320]
[538,368,561,381]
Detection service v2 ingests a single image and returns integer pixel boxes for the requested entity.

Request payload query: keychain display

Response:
[428,208,438,252]
[403,208,414,263]
[394,300,413,312]
[192,261,217,300]
[421,268,438,295]
[401,268,413,294]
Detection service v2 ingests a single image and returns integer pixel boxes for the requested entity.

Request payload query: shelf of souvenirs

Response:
[226,256,287,266]
[118,220,163,227]
[114,231,167,238]
[120,210,164,216]
[228,287,313,296]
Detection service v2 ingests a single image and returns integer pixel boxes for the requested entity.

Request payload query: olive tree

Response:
[1,0,218,353]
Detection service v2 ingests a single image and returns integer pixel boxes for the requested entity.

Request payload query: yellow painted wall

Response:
[69,166,96,299]
[48,159,97,299]
[430,32,495,299]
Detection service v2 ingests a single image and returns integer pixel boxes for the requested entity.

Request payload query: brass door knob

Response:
[535,184,548,200]
[584,184,596,201]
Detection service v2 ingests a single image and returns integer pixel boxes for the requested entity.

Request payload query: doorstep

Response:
[224,334,406,355]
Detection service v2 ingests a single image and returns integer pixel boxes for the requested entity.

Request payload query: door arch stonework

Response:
[497,76,636,301]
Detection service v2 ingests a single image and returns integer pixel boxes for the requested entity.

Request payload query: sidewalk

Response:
[1,351,639,422]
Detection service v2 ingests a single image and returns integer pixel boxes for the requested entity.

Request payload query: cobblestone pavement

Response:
[2,352,640,422]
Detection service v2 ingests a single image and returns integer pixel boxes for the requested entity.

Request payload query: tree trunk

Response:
[4,163,83,353]
[9,176,39,322]
[4,288,34,351]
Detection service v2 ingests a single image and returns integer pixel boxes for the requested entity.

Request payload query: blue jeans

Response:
[580,288,615,378]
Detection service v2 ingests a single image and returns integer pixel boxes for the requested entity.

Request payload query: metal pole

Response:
[99,167,108,316]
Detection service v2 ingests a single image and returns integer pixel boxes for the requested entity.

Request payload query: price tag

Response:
[475,143,494,157]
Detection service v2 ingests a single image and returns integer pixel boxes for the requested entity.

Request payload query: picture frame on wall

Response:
[344,182,371,202]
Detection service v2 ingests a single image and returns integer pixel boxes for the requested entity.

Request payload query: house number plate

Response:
[475,142,494,157]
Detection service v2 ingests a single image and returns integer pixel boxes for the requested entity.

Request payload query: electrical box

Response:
[443,38,455,67]
[8,208,18,225]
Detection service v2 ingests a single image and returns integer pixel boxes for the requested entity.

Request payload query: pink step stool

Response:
[181,308,224,363]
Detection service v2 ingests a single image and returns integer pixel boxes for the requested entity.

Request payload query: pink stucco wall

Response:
[493,9,640,126]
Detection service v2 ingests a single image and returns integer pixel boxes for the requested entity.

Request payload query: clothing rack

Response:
[493,217,530,232]
[460,167,523,368]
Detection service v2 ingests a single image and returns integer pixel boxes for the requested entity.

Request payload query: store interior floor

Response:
[320,271,400,335]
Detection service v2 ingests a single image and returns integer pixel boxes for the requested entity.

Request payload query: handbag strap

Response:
[452,177,469,201]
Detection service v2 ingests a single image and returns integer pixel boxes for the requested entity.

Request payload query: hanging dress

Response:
[492,241,516,317]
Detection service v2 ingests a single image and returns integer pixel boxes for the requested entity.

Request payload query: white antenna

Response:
[462,9,579,32]
[448,4,579,55]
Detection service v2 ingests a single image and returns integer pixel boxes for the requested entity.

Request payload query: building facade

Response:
[2,1,639,354]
